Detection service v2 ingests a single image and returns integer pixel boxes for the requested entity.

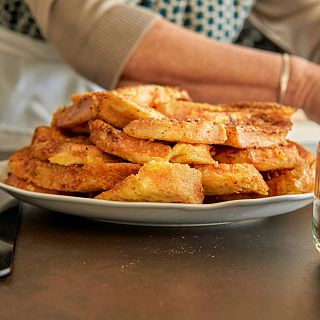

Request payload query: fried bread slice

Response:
[115,85,191,108]
[4,173,73,195]
[263,142,315,196]
[264,161,315,196]
[217,101,296,116]
[157,101,257,125]
[124,119,227,144]
[292,141,315,164]
[32,126,91,145]
[53,90,166,130]
[224,125,288,148]
[158,101,293,148]
[214,142,301,171]
[155,101,223,119]
[9,148,140,192]
[89,120,172,164]
[170,143,217,165]
[30,141,120,166]
[194,163,269,195]
[157,101,295,122]
[96,161,204,204]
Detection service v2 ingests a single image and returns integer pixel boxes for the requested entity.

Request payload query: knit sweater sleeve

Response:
[26,0,160,88]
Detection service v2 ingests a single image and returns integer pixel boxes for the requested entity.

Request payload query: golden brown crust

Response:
[52,93,98,128]
[217,101,297,115]
[124,119,227,144]
[4,173,72,195]
[32,126,91,145]
[194,163,269,196]
[9,148,141,192]
[89,119,172,164]
[262,143,316,196]
[53,89,168,130]
[7,85,313,202]
[155,101,223,119]
[214,142,301,171]
[30,141,120,166]
[96,161,204,204]
[224,125,288,148]
[157,101,295,123]
[265,161,315,196]
[96,92,166,128]
[115,85,191,108]
[291,141,315,164]
[157,101,293,148]
[170,143,217,165]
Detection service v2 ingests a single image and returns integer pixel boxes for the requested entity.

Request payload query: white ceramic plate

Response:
[0,160,313,226]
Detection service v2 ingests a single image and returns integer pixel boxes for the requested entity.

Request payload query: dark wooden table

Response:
[1,148,320,320]
[0,201,319,320]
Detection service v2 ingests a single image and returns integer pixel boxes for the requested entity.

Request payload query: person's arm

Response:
[26,0,320,122]
[121,19,320,122]
[26,0,160,88]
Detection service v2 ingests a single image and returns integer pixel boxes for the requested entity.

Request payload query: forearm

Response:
[122,19,285,103]
[26,0,319,120]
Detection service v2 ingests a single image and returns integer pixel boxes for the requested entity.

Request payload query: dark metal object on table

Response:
[0,202,21,278]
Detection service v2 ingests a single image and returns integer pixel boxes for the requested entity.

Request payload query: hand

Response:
[302,63,320,124]
[287,57,320,124]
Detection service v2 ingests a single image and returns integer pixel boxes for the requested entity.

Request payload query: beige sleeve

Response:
[26,0,160,89]
[249,0,320,64]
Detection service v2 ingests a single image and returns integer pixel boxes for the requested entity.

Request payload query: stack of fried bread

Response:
[5,85,315,204]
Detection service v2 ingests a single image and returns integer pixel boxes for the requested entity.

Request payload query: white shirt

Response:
[0,27,101,151]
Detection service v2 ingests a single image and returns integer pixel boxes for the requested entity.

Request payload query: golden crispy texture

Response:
[291,141,315,164]
[224,125,288,148]
[170,143,217,165]
[4,173,72,195]
[30,141,120,166]
[158,100,295,122]
[263,143,315,196]
[214,142,301,171]
[194,163,269,195]
[124,119,227,144]
[217,101,296,115]
[94,92,166,128]
[89,119,171,164]
[9,148,141,192]
[32,126,91,145]
[52,93,97,128]
[115,85,191,108]
[157,101,252,125]
[52,90,167,130]
[96,161,204,204]
[265,162,315,196]
[158,101,293,148]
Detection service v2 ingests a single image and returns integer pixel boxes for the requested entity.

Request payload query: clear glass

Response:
[312,143,320,252]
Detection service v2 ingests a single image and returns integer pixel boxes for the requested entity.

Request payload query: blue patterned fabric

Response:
[0,0,44,39]
[128,0,256,42]
[0,0,257,45]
